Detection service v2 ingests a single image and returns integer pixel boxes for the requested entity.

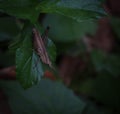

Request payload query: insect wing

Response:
[32,28,52,68]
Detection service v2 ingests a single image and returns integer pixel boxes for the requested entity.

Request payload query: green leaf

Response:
[0,0,39,22]
[16,28,44,88]
[9,22,33,52]
[0,80,86,114]
[9,34,22,52]
[0,80,111,114]
[0,0,106,23]
[38,0,106,22]
[15,23,56,88]
[43,14,97,42]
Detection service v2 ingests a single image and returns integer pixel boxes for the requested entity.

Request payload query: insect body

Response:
[32,28,52,68]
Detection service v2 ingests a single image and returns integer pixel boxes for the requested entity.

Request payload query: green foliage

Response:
[43,14,97,42]
[38,0,106,22]
[0,80,86,114]
[15,27,44,88]
[11,23,56,88]
[1,0,119,114]
[0,0,106,23]
[0,0,40,22]
[0,80,110,114]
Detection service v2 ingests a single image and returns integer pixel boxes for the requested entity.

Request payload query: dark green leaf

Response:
[0,80,112,114]
[15,23,56,88]
[9,34,22,52]
[9,22,33,51]
[0,80,86,114]
[43,14,97,42]
[16,28,44,88]
[38,0,106,22]
[0,0,106,23]
[0,0,39,22]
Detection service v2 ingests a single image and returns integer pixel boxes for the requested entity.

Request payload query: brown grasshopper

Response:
[32,27,52,68]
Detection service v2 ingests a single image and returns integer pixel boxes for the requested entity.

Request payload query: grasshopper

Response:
[32,27,52,68]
